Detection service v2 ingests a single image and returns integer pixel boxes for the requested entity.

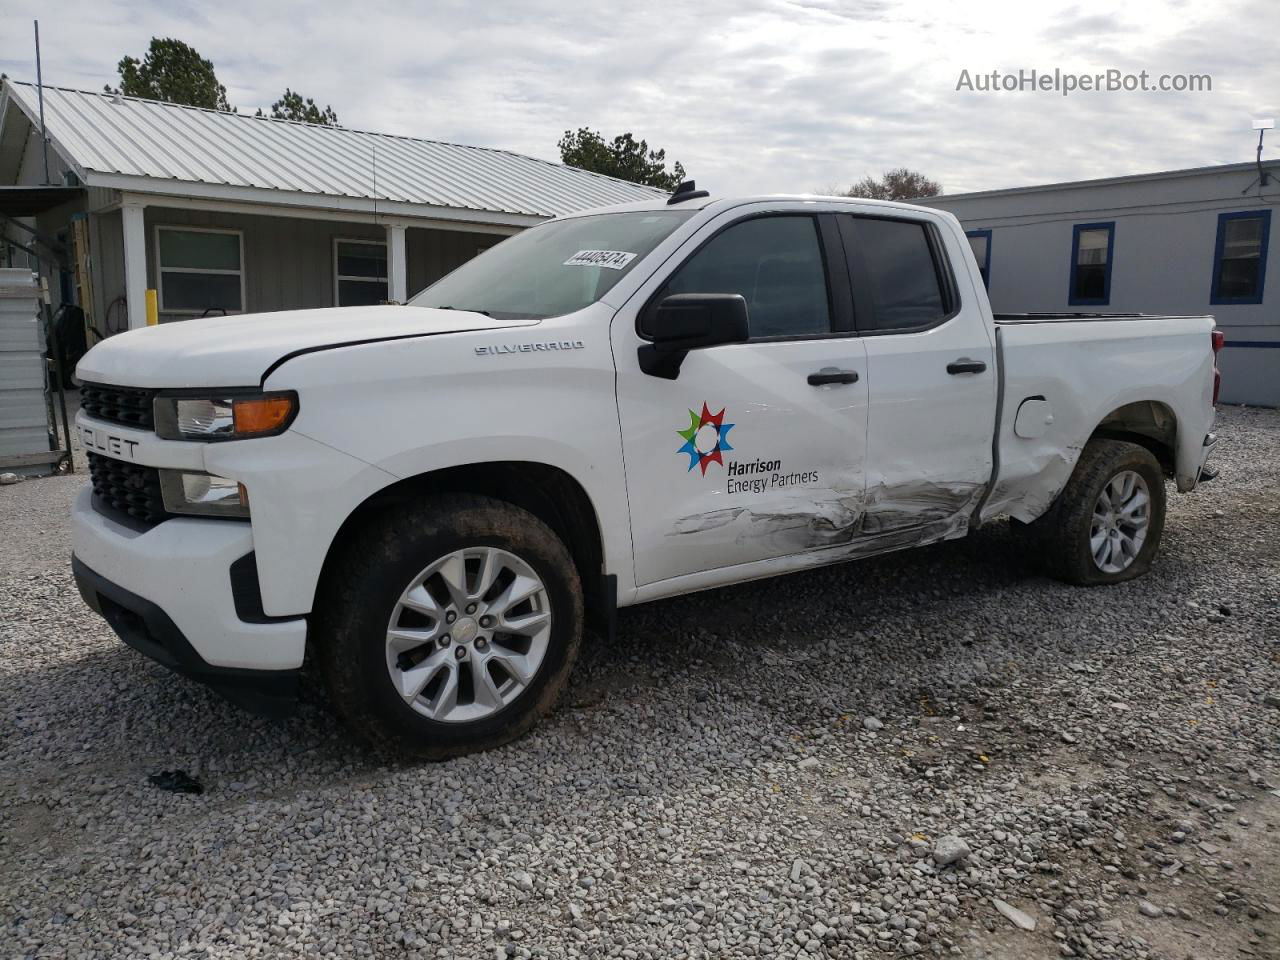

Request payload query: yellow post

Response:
[145,288,159,326]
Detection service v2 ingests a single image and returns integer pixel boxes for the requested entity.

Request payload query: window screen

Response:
[156,228,244,314]
[1212,211,1270,303]
[840,216,947,331]
[662,216,831,338]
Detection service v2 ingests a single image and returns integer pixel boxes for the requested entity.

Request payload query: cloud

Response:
[3,0,1277,196]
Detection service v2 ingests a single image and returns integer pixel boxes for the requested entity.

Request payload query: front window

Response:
[409,210,693,319]
[335,239,389,306]
[660,215,832,338]
[156,227,244,316]
[1069,222,1115,306]
[1212,210,1270,304]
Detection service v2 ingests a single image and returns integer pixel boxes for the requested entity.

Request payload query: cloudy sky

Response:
[2,0,1277,195]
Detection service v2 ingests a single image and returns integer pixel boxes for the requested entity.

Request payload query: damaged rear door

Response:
[836,212,996,544]
[613,208,869,586]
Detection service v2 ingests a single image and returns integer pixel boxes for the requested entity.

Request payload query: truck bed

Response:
[993,312,1207,324]
[981,310,1216,525]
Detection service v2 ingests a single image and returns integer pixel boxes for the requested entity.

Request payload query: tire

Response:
[314,493,583,759]
[1027,439,1167,586]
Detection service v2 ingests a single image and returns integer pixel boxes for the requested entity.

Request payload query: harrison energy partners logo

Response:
[677,403,734,475]
[676,403,818,493]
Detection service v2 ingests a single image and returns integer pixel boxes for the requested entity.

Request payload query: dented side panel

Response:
[982,314,1216,524]
[634,490,979,606]
[634,206,999,601]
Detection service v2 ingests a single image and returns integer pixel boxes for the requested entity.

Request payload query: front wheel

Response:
[314,494,583,759]
[1027,438,1167,586]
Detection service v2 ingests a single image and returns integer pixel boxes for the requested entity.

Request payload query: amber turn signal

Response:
[232,394,297,436]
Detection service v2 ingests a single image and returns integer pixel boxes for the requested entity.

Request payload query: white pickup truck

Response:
[72,186,1221,757]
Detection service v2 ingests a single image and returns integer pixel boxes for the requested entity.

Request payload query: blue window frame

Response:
[1069,222,1115,306]
[1210,210,1270,305]
[966,229,992,288]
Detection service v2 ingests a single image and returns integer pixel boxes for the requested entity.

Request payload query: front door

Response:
[612,209,869,586]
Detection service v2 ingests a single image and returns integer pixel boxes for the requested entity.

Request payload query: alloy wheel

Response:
[1089,469,1151,574]
[384,547,552,723]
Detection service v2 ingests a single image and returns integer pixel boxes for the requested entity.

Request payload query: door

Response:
[836,213,996,541]
[612,210,869,586]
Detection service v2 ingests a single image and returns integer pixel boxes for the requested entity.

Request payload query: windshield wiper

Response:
[435,305,492,317]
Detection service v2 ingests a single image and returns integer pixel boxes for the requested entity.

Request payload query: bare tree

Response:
[827,168,942,201]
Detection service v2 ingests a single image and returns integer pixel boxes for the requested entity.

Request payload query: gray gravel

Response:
[2,405,1278,960]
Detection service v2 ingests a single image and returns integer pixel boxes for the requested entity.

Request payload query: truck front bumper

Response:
[71,486,307,716]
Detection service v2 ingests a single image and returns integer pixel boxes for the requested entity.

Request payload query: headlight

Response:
[159,470,250,518]
[153,392,298,441]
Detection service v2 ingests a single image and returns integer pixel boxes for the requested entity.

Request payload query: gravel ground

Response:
[1,406,1278,960]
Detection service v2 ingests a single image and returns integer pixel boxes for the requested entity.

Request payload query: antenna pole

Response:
[1259,128,1271,187]
[34,20,51,185]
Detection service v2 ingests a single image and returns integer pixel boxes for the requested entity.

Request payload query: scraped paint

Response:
[668,479,986,560]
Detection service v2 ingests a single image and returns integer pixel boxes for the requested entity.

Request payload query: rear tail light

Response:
[1211,329,1224,404]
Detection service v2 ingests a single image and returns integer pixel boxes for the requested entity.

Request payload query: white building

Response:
[920,162,1278,406]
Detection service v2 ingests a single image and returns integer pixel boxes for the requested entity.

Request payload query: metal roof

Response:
[916,160,1274,205]
[2,81,666,221]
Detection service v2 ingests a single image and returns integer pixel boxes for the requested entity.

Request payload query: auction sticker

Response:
[563,250,637,269]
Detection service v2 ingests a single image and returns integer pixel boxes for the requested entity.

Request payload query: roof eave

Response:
[1,78,88,185]
[87,171,550,228]
[917,160,1275,204]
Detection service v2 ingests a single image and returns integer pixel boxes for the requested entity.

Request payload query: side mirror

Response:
[637,293,749,379]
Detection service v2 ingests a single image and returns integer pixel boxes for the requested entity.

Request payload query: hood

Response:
[75,305,538,388]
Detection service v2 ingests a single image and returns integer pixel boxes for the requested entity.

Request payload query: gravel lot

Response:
[2,406,1278,960]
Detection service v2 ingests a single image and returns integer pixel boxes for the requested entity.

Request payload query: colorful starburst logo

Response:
[677,402,735,475]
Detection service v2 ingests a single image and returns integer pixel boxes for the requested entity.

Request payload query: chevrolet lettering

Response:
[79,425,139,459]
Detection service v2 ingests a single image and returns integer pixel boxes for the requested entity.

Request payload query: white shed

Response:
[917,162,1280,407]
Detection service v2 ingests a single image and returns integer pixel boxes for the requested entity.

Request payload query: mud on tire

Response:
[1025,438,1167,586]
[313,493,583,759]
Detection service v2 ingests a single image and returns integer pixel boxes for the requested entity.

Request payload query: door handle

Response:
[946,358,987,375]
[807,368,859,386]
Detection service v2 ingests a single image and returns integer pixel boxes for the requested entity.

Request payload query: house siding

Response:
[406,227,504,296]
[90,208,127,336]
[133,206,506,320]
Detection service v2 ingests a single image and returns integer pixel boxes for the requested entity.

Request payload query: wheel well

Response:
[318,461,608,618]
[1090,401,1177,475]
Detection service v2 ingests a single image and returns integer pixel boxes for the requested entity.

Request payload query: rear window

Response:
[839,216,949,332]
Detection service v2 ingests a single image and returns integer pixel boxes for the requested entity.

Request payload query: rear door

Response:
[835,212,996,540]
[612,208,869,586]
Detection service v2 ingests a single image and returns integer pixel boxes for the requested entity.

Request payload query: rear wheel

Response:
[1027,439,1167,586]
[315,494,583,758]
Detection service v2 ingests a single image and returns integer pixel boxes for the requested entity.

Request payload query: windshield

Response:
[408,210,693,319]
